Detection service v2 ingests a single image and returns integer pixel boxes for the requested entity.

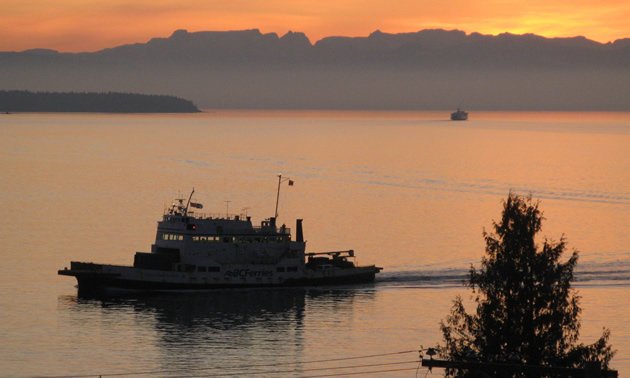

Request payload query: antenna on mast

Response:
[224,200,231,218]
[184,188,194,217]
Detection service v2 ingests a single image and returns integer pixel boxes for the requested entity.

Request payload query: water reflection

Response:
[58,287,377,376]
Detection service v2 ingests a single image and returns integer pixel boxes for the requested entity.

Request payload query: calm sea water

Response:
[1,111,629,376]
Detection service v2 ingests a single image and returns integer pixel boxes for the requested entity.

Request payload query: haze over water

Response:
[1,110,629,376]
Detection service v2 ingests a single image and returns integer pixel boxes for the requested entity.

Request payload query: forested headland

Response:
[0,90,201,113]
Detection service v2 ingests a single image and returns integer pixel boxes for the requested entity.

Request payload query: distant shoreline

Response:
[0,90,201,113]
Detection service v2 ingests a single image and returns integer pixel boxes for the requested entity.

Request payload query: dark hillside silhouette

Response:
[1,29,628,110]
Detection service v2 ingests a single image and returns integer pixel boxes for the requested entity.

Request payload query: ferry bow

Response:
[450,108,468,120]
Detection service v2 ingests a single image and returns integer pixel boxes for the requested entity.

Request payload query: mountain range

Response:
[2,29,629,110]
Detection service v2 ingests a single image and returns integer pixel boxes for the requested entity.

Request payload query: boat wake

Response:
[376,260,630,289]
[574,259,630,286]
[376,268,468,288]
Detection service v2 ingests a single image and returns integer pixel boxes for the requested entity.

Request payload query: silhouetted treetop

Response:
[439,192,615,377]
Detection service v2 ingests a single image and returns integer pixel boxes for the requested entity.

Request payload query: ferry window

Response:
[223,237,231,243]
[277,267,285,272]
[163,234,184,241]
[287,267,298,272]
[197,266,207,272]
[208,266,220,272]
[161,233,169,241]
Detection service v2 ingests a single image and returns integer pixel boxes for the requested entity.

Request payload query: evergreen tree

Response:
[439,192,615,377]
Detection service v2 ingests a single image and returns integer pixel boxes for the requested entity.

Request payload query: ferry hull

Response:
[59,263,378,297]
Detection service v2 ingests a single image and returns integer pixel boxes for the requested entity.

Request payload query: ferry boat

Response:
[59,177,381,296]
[450,108,468,121]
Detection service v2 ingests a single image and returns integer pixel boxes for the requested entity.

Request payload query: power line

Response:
[183,360,422,377]
[44,349,420,378]
[302,366,424,377]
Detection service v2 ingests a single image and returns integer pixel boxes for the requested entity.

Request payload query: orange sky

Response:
[2,0,629,52]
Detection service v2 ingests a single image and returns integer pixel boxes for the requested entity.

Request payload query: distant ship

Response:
[59,177,381,296]
[451,108,468,121]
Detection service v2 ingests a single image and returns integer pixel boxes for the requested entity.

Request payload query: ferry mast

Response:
[275,174,292,218]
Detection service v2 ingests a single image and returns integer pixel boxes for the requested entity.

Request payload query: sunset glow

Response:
[2,0,629,52]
